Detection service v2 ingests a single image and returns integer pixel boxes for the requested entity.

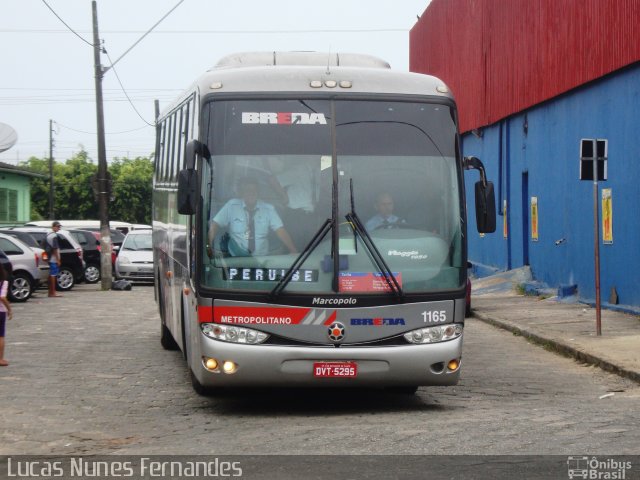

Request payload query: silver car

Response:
[0,232,49,302]
[115,230,153,282]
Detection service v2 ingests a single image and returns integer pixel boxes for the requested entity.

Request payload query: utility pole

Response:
[48,119,55,219]
[92,0,112,290]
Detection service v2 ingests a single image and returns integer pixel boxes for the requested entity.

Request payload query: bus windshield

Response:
[201,98,463,294]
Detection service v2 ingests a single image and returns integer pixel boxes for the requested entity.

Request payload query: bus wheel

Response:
[158,281,178,350]
[161,322,179,350]
[190,370,216,396]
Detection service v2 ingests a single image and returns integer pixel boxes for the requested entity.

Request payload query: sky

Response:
[0,0,431,166]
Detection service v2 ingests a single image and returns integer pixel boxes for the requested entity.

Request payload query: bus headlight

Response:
[201,323,269,344]
[403,324,463,344]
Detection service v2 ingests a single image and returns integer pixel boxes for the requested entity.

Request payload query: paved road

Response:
[1,284,638,455]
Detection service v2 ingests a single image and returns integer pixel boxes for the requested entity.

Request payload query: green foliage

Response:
[20,151,154,224]
[110,156,154,224]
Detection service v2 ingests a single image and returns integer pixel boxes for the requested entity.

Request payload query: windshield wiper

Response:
[270,218,332,299]
[345,179,403,299]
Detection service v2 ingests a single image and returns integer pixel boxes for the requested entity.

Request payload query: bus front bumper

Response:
[193,335,463,388]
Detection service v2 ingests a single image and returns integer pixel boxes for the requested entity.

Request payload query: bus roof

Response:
[213,51,392,70]
[160,52,454,117]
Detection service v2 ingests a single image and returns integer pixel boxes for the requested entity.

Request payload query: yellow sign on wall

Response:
[531,196,539,241]
[503,199,508,239]
[602,188,613,244]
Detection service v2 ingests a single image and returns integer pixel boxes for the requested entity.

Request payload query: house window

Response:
[0,188,18,222]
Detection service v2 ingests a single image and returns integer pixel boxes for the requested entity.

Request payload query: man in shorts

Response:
[46,221,63,297]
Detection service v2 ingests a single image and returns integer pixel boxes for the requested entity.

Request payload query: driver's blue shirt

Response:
[365,214,405,231]
[212,199,283,256]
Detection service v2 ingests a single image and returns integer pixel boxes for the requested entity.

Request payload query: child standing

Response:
[0,264,12,366]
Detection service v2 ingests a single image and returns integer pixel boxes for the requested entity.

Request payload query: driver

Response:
[365,192,406,231]
[207,176,298,257]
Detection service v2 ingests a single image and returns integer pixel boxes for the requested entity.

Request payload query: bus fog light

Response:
[222,361,237,374]
[201,323,269,344]
[203,357,219,371]
[447,359,460,371]
[403,324,463,344]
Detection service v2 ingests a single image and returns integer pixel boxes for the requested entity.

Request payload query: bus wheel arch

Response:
[159,276,179,350]
[181,293,189,361]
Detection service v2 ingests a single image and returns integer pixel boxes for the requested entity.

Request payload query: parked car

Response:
[69,229,102,284]
[85,229,123,266]
[0,229,50,285]
[115,230,153,282]
[0,250,13,286]
[0,233,49,302]
[8,227,85,291]
[0,229,40,249]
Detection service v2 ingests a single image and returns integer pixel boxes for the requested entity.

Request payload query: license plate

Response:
[313,362,357,378]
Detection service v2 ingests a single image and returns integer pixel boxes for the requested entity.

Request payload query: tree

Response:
[109,156,153,224]
[20,152,154,224]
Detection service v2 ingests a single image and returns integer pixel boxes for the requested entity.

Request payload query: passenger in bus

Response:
[365,192,407,231]
[206,176,298,257]
[266,158,317,243]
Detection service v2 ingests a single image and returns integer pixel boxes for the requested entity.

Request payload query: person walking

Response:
[0,263,12,366]
[45,221,64,297]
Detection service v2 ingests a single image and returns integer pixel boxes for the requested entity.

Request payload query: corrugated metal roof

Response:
[410,0,640,132]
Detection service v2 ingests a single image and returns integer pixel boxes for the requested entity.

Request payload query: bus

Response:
[153,51,496,395]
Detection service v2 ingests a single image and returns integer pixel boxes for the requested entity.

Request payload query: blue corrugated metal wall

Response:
[463,62,640,308]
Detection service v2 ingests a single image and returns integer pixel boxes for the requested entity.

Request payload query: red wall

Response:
[410,0,640,133]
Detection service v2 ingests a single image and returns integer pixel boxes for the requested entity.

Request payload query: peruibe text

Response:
[223,268,317,282]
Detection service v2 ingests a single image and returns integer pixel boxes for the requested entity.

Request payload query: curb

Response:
[471,311,640,384]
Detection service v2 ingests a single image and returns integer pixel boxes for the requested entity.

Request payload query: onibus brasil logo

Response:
[567,456,632,479]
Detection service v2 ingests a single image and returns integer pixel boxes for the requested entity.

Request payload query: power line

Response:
[106,0,185,70]
[104,51,155,127]
[1,28,408,34]
[40,0,94,47]
[55,121,152,135]
[0,87,181,92]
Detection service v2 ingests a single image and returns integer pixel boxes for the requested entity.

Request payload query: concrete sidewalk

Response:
[470,269,640,383]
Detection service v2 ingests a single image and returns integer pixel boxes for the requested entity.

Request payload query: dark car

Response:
[0,249,12,280]
[68,229,102,283]
[80,227,125,249]
[84,229,123,266]
[8,227,85,291]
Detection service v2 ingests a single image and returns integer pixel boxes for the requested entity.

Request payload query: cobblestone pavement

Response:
[1,284,638,455]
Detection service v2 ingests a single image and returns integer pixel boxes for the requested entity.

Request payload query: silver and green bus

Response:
[154,51,495,395]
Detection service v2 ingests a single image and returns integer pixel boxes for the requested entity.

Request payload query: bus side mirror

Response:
[177,169,198,215]
[464,156,496,233]
[475,181,496,233]
[178,140,209,214]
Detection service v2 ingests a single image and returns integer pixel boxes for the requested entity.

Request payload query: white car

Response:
[0,232,49,302]
[115,230,154,282]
